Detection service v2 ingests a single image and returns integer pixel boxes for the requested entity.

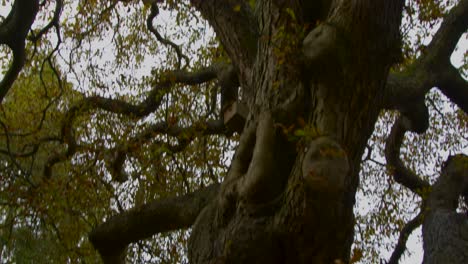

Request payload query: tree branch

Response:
[437,64,468,114]
[384,73,430,133]
[424,0,468,66]
[89,183,220,264]
[43,65,230,179]
[0,49,26,103]
[384,116,430,195]
[384,0,468,121]
[73,65,224,118]
[388,211,423,264]
[0,0,39,103]
[105,119,226,182]
[146,2,189,69]
[29,0,63,43]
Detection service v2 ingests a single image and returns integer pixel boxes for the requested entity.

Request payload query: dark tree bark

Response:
[187,0,405,263]
[422,155,468,264]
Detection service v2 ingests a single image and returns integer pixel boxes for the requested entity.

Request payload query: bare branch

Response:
[89,183,220,264]
[29,0,63,43]
[385,116,430,194]
[146,3,189,69]
[42,64,231,179]
[105,119,226,182]
[71,65,224,118]
[46,118,226,180]
[388,211,423,264]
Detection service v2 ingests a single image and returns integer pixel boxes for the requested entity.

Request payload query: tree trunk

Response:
[422,155,468,264]
[188,1,404,263]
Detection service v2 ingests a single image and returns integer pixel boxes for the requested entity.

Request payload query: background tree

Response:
[0,0,467,263]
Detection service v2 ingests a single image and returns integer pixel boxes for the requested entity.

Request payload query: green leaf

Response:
[285,8,296,21]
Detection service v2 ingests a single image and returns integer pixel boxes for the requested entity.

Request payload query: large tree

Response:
[0,0,467,263]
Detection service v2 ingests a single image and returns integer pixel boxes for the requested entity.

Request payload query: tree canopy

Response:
[0,0,467,263]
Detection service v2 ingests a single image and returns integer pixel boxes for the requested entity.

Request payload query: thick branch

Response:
[90,183,220,264]
[0,0,39,103]
[384,0,468,121]
[74,66,224,118]
[425,0,468,65]
[238,113,278,203]
[385,116,430,194]
[384,73,430,133]
[0,49,26,103]
[0,0,38,46]
[437,64,468,114]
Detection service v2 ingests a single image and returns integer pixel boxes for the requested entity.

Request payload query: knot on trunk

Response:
[301,136,349,195]
[302,23,347,77]
[302,23,338,62]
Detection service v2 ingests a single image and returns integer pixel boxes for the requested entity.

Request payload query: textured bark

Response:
[422,155,468,264]
[188,1,405,263]
[423,210,468,264]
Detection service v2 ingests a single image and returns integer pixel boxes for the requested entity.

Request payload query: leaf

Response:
[294,129,305,137]
[285,8,296,21]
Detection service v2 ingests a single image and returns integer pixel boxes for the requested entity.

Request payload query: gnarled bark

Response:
[188,1,405,263]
